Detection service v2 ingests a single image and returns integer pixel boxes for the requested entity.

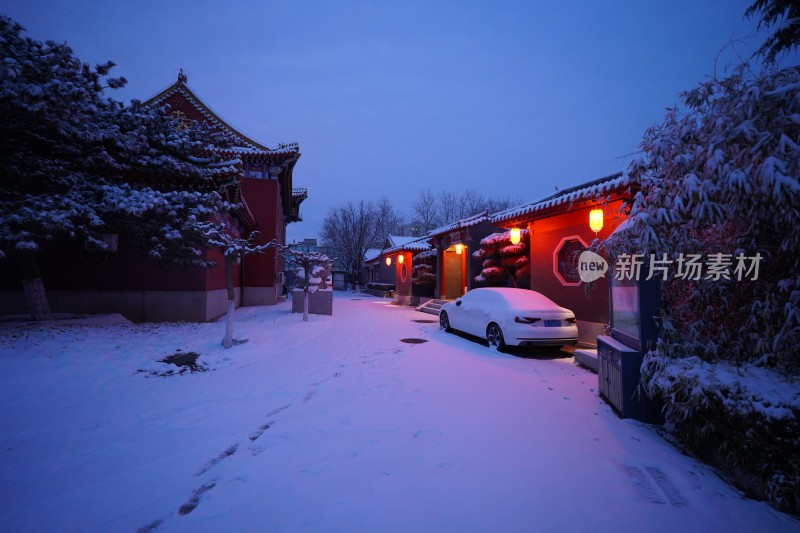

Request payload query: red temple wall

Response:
[528,200,626,325]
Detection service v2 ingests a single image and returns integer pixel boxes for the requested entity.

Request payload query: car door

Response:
[458,291,490,336]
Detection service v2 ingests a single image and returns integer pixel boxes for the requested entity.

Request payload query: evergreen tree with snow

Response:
[0,16,235,319]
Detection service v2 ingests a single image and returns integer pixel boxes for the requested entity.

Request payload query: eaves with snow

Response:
[491,173,630,227]
[426,211,492,239]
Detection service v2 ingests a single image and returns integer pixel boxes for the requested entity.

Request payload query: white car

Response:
[439,287,578,349]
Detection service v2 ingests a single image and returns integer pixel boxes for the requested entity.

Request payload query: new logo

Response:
[577,251,608,283]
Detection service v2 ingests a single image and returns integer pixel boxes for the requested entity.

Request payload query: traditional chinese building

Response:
[490,173,630,346]
[0,72,307,322]
[379,236,432,305]
[425,212,501,300]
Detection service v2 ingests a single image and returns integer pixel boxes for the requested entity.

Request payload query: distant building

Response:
[287,239,347,290]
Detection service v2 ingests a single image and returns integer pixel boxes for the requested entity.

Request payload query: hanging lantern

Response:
[455,243,464,255]
[398,254,404,264]
[385,256,392,266]
[509,227,521,245]
[589,208,604,234]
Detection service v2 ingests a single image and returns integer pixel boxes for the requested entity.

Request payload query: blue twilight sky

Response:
[0,1,784,241]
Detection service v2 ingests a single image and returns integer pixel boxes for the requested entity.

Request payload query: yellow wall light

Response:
[589,208,604,234]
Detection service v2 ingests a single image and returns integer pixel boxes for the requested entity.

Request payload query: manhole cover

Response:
[412,319,437,323]
[400,338,428,344]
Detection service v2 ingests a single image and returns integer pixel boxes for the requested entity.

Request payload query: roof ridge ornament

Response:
[177,68,187,84]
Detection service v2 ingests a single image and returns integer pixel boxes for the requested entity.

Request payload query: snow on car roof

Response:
[472,287,564,310]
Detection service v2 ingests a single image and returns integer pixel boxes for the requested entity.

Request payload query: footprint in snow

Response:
[196,444,238,476]
[303,390,317,403]
[265,404,292,417]
[249,422,272,442]
[178,481,216,515]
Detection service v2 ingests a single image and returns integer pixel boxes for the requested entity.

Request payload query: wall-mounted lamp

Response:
[509,227,521,245]
[455,244,464,255]
[397,254,404,264]
[385,256,392,266]
[589,208,604,234]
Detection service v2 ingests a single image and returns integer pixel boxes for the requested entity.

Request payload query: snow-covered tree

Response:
[0,16,233,319]
[746,0,800,64]
[195,221,276,348]
[473,229,530,288]
[281,248,332,322]
[607,64,800,513]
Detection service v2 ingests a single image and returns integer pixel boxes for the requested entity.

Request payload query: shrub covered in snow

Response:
[611,64,800,513]
[473,230,530,288]
[412,249,437,285]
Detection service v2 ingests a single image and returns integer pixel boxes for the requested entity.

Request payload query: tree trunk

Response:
[303,287,309,322]
[21,259,51,321]
[222,255,235,349]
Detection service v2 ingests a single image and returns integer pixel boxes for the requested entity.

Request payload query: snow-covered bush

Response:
[611,64,800,514]
[473,230,530,288]
[412,249,437,285]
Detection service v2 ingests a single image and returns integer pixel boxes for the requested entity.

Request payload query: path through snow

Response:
[0,294,796,531]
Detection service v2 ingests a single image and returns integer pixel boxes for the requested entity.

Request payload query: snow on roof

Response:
[427,211,490,239]
[363,248,382,263]
[386,235,421,248]
[144,76,299,158]
[491,173,629,225]
[382,236,431,255]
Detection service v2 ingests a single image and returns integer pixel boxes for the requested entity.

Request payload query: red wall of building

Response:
[241,178,281,287]
[394,252,413,298]
[529,201,626,324]
[0,237,237,293]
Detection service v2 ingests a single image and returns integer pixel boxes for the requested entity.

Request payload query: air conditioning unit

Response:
[275,271,286,285]
[85,233,119,252]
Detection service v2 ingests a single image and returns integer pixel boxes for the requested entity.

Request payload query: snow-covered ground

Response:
[0,293,796,532]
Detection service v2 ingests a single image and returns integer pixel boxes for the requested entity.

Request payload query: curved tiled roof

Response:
[382,236,431,255]
[491,173,628,224]
[144,76,299,158]
[426,211,490,239]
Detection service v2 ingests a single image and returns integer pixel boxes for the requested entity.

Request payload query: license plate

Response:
[544,320,561,327]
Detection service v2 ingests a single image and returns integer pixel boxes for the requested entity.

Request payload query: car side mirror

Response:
[455,300,462,306]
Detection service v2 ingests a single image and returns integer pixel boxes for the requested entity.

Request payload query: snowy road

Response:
[0,294,797,532]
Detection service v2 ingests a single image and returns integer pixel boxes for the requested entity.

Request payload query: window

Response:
[552,236,588,286]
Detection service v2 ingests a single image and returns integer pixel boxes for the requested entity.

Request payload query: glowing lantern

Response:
[455,243,464,255]
[509,227,521,245]
[385,256,392,266]
[589,208,604,234]
[398,254,404,264]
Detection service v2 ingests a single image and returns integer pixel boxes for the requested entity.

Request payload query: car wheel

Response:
[439,311,451,332]
[486,322,506,350]
[486,323,505,350]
